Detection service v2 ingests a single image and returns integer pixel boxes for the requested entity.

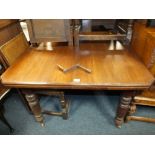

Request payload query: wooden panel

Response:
[26,19,73,45]
[149,33,155,77]
[0,32,29,66]
[1,43,154,90]
[134,89,155,106]
[131,22,147,59]
[0,19,18,29]
[79,32,126,41]
[143,33,155,68]
[0,20,12,101]
[0,20,22,46]
[130,22,155,66]
[150,56,155,77]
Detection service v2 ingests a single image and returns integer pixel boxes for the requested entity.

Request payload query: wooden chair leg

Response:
[41,91,70,120]
[31,43,39,47]
[17,89,32,114]
[129,103,137,115]
[126,116,155,123]
[125,103,136,123]
[126,103,155,123]
[59,92,69,120]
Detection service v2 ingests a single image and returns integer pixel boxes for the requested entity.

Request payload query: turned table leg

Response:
[24,92,44,127]
[59,92,69,120]
[115,91,134,128]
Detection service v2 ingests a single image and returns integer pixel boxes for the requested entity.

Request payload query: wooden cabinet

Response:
[130,22,155,67]
[143,33,155,68]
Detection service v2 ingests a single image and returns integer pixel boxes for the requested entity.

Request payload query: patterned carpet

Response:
[1,90,155,135]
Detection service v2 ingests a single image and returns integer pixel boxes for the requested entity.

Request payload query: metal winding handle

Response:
[57,64,91,73]
[78,65,91,73]
[57,64,65,72]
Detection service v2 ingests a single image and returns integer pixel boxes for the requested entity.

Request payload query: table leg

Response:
[115,91,134,128]
[24,93,44,127]
[59,92,69,120]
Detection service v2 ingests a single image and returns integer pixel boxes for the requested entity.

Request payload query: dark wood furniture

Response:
[126,88,155,123]
[0,19,22,68]
[0,32,29,66]
[1,42,154,127]
[26,19,73,46]
[73,19,133,48]
[126,29,155,123]
[0,19,32,113]
[0,20,21,47]
[0,32,69,126]
[130,21,155,67]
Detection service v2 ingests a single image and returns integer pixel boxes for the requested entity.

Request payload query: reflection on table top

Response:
[1,42,154,90]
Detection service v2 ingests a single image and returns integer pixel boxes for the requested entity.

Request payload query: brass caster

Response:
[117,125,121,129]
[41,122,45,127]
[115,119,122,128]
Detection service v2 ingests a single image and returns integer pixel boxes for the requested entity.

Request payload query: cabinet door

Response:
[130,22,147,59]
[143,33,155,68]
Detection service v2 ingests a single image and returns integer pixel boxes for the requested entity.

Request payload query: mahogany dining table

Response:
[1,42,154,128]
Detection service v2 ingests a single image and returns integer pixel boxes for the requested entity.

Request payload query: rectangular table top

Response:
[1,43,154,90]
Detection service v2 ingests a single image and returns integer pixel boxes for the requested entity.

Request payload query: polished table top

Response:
[1,43,154,90]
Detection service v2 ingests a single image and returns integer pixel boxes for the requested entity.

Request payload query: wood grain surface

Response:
[1,43,154,90]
